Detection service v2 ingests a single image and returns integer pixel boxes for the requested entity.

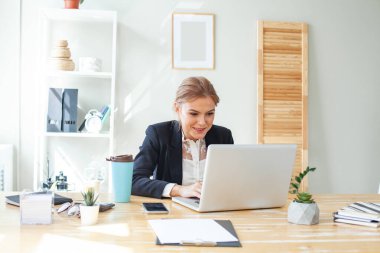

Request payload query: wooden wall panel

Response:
[257,21,309,191]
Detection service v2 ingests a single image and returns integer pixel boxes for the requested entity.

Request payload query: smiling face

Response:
[175,96,216,141]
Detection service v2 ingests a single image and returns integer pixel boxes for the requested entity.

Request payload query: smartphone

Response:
[142,202,169,214]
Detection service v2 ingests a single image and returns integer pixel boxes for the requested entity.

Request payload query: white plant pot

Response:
[288,201,319,225]
[80,205,99,226]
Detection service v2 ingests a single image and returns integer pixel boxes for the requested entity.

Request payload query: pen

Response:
[180,240,217,246]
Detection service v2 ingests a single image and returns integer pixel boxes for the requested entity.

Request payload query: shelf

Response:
[44,132,110,138]
[35,7,117,192]
[47,71,112,79]
[41,8,116,23]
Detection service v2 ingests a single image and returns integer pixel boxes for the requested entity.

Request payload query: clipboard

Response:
[156,220,242,247]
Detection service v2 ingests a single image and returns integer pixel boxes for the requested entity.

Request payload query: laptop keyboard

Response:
[190,197,200,204]
[175,197,200,207]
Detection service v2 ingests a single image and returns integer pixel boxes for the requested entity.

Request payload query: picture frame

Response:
[172,13,215,70]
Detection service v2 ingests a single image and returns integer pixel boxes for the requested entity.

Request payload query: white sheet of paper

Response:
[148,219,238,244]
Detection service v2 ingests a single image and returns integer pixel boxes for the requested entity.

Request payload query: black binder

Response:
[62,88,78,132]
[156,220,241,247]
[47,88,63,132]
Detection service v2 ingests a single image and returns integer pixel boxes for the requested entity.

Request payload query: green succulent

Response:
[295,192,314,203]
[289,166,317,204]
[81,187,98,206]
[289,166,316,194]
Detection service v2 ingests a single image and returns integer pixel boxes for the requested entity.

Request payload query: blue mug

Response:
[111,161,134,202]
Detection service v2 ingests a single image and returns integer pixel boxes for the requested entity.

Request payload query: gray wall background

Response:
[1,0,379,193]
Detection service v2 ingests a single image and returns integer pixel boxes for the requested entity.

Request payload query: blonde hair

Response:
[175,76,220,105]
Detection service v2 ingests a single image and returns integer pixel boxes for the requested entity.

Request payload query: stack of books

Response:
[333,202,380,228]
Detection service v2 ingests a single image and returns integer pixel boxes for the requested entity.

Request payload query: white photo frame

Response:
[172,13,214,69]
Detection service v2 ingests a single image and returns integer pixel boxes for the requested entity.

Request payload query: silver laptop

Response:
[172,144,297,212]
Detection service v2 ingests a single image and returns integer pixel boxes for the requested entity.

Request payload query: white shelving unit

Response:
[47,70,113,79]
[34,8,117,192]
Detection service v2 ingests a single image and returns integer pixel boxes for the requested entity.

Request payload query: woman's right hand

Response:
[170,182,202,198]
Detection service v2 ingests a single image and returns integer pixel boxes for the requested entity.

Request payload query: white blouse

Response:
[162,136,207,197]
[181,138,207,185]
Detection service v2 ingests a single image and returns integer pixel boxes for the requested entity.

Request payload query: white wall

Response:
[0,0,20,190]
[3,0,380,193]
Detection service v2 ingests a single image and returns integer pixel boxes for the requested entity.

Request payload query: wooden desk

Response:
[1,193,379,253]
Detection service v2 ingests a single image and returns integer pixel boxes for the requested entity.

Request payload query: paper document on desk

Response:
[148,219,238,244]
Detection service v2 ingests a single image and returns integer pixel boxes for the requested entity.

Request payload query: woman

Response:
[132,76,234,198]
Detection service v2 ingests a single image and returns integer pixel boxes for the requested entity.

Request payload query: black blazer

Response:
[132,120,234,198]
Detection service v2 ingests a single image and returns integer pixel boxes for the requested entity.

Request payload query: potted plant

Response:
[80,187,99,225]
[288,166,319,225]
[64,0,84,9]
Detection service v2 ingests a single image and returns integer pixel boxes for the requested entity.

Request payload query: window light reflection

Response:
[36,233,133,253]
[79,223,130,237]
[123,77,152,123]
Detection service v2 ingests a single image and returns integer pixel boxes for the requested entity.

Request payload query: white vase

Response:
[288,201,319,225]
[80,205,99,225]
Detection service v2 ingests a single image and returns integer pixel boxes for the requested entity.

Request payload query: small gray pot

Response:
[288,201,319,225]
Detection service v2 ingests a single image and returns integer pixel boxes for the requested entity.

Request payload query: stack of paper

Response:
[148,219,238,245]
[20,192,53,225]
[333,202,380,228]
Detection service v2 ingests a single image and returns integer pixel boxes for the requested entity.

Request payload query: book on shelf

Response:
[100,105,110,123]
[333,202,380,228]
[78,118,86,132]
